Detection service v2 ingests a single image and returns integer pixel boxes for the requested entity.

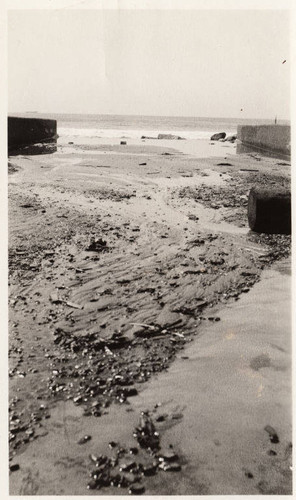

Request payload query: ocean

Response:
[10,112,286,141]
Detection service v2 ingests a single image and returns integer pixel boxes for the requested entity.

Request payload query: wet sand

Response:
[9,260,291,495]
[8,138,291,494]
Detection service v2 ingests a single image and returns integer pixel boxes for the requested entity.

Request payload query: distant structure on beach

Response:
[237,124,290,159]
[8,116,57,151]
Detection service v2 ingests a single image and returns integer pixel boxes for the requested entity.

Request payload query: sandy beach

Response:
[8,137,291,495]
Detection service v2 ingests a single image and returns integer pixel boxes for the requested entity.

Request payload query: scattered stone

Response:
[86,238,108,253]
[158,450,179,462]
[78,435,92,445]
[108,441,117,449]
[133,412,160,451]
[10,463,20,472]
[143,463,158,476]
[129,483,145,495]
[155,414,168,422]
[66,301,83,310]
[210,132,226,141]
[87,479,98,490]
[159,461,181,472]
[210,257,225,265]
[120,460,137,472]
[225,135,237,142]
[116,447,127,458]
[121,387,138,397]
[268,450,277,456]
[9,153,291,486]
[264,425,279,444]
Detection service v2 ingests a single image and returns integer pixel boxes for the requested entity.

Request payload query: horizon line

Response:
[7,111,291,122]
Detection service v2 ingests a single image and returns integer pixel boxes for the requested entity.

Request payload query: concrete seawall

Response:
[8,116,57,151]
[237,125,290,159]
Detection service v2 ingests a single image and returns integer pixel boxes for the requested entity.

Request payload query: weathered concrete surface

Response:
[248,186,291,234]
[237,125,290,158]
[8,116,57,151]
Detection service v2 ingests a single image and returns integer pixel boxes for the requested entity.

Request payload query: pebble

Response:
[66,301,83,310]
[120,460,137,472]
[143,463,158,476]
[108,441,117,449]
[264,425,279,444]
[122,387,138,397]
[87,479,98,490]
[158,450,178,462]
[129,483,145,495]
[129,447,139,455]
[86,238,108,252]
[10,463,20,472]
[159,461,181,472]
[134,412,160,451]
[155,414,168,422]
[78,435,92,445]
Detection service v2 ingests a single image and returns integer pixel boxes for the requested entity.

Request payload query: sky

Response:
[8,9,290,119]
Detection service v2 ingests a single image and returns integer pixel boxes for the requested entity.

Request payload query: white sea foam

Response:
[57,127,236,141]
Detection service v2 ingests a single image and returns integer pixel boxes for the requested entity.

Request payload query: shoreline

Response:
[57,135,238,159]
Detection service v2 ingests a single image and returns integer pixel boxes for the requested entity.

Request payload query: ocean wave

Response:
[57,127,236,141]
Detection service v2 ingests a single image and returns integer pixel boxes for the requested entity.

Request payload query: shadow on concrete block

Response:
[8,116,57,156]
[248,186,291,234]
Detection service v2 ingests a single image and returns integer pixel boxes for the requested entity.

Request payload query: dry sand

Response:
[8,138,291,494]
